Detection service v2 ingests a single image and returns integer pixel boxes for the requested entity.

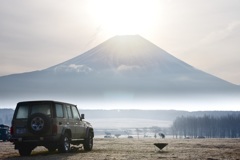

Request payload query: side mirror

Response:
[80,114,85,120]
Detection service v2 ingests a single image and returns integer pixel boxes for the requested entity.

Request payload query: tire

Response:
[58,133,71,153]
[83,133,93,151]
[18,146,33,156]
[27,113,50,135]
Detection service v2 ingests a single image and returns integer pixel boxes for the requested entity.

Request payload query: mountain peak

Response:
[1,35,239,110]
[108,34,147,43]
[49,35,192,74]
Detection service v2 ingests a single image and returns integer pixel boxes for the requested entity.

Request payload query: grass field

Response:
[1,138,240,160]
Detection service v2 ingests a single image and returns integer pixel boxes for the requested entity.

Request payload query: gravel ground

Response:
[1,138,240,160]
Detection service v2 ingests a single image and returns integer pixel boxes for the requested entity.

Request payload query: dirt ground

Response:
[1,138,240,160]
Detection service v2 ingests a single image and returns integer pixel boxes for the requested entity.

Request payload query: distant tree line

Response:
[171,114,240,138]
[103,126,168,139]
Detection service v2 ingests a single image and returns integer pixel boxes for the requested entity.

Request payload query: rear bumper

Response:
[10,135,60,144]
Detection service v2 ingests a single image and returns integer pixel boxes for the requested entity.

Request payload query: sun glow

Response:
[89,0,160,35]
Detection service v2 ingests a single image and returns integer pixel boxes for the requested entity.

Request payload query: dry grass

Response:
[1,138,240,160]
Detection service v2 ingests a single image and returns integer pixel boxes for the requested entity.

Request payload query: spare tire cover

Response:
[27,113,50,135]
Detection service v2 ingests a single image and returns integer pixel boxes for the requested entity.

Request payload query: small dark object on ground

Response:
[159,133,165,139]
[154,143,168,150]
[71,146,82,152]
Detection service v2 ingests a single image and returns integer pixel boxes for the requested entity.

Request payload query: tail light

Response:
[10,126,14,135]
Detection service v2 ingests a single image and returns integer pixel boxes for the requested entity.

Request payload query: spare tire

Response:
[27,113,50,135]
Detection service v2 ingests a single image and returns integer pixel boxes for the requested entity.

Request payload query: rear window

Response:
[16,105,29,119]
[15,103,52,119]
[31,104,51,116]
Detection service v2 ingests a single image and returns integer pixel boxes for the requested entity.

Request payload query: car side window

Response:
[16,105,29,119]
[71,106,80,119]
[55,104,64,118]
[66,105,73,119]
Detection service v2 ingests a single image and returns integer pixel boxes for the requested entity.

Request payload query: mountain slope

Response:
[45,35,237,91]
[0,35,239,109]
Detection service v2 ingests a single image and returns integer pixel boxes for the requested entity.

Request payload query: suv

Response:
[10,100,94,156]
[0,124,11,141]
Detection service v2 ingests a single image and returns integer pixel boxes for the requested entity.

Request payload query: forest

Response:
[171,114,240,138]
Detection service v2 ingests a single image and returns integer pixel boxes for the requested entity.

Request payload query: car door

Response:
[71,106,86,139]
[65,105,76,139]
[54,103,66,135]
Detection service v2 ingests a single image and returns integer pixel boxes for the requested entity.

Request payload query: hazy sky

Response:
[1,0,240,84]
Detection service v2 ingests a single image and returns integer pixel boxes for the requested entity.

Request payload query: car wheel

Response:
[18,146,33,156]
[27,113,50,135]
[83,133,93,151]
[58,133,71,153]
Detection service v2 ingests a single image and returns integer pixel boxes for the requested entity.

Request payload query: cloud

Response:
[54,64,93,73]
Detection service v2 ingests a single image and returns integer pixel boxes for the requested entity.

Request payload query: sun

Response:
[88,0,159,35]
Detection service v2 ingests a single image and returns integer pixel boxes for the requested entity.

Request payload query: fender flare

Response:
[61,127,72,139]
[85,127,94,138]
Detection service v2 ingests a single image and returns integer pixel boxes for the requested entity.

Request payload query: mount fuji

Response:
[0,35,239,109]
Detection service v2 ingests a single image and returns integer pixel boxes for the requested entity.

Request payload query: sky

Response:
[0,0,240,85]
